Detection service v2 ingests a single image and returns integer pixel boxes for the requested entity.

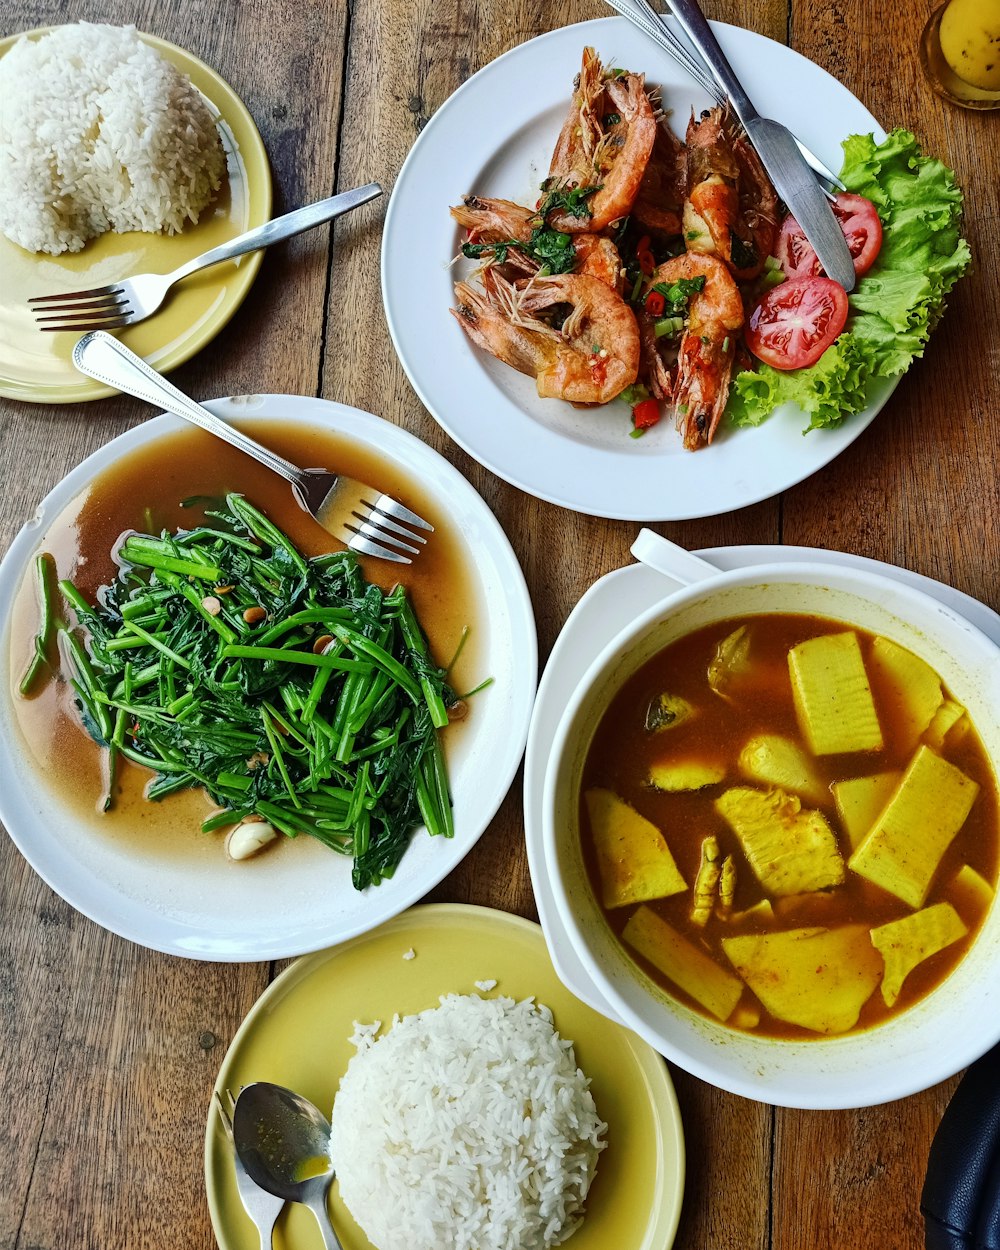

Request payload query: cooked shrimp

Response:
[573,233,625,292]
[546,48,657,233]
[683,108,778,281]
[451,269,639,404]
[644,253,743,449]
[632,118,687,240]
[452,194,624,290]
[450,196,535,245]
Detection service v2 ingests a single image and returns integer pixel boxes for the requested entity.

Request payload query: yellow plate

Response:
[205,904,685,1250]
[0,26,272,403]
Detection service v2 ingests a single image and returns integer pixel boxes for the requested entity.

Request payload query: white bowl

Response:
[542,547,1000,1108]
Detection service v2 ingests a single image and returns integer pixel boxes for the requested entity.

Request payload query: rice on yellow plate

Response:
[329,994,608,1250]
[0,21,225,255]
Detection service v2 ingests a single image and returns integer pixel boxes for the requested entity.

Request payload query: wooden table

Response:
[1,1,997,1247]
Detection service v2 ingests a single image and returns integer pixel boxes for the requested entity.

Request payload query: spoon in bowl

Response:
[233,1081,343,1250]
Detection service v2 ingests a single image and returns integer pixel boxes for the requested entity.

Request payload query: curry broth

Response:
[9,420,481,862]
[579,613,1000,1039]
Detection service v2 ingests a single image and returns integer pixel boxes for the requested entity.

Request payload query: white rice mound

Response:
[330,994,608,1250]
[0,22,225,255]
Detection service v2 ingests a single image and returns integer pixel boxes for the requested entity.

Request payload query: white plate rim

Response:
[523,545,1000,1028]
[381,16,891,522]
[0,395,537,960]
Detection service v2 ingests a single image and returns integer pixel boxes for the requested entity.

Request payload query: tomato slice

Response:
[776,193,883,280]
[746,277,849,371]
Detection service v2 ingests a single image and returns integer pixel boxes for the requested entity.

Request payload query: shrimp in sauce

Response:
[546,48,657,234]
[643,253,744,449]
[452,195,625,292]
[451,269,639,404]
[683,108,778,281]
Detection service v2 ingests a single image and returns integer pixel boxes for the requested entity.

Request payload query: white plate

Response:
[382,17,889,521]
[523,546,1000,1017]
[0,396,537,961]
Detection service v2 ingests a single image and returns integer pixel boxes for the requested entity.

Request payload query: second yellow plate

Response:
[0,26,272,404]
[205,904,685,1250]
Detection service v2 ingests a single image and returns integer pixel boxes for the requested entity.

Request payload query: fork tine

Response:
[371,493,434,532]
[34,297,129,317]
[29,285,125,304]
[350,516,421,556]
[363,507,429,546]
[39,316,134,333]
[346,532,413,564]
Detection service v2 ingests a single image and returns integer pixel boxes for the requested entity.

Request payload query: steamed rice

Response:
[0,22,225,255]
[329,994,608,1250]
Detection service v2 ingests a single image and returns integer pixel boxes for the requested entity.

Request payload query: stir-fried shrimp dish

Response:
[449,47,794,450]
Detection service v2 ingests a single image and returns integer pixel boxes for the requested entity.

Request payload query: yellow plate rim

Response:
[203,902,686,1250]
[0,24,273,404]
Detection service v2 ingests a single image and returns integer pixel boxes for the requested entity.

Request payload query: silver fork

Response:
[215,1088,285,1250]
[29,183,382,331]
[603,0,847,192]
[73,331,433,564]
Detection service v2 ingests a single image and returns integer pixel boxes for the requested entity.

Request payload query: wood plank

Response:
[0,5,350,1250]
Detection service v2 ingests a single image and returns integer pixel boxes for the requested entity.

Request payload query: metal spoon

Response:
[233,1081,343,1250]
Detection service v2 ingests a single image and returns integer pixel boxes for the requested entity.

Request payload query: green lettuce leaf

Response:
[729,128,971,432]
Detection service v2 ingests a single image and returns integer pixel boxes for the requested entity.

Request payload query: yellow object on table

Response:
[939,0,1000,90]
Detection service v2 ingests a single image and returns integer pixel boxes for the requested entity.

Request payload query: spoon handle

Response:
[307,1195,344,1250]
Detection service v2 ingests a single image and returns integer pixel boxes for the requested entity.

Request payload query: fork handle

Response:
[73,332,305,488]
[666,0,759,125]
[167,182,382,285]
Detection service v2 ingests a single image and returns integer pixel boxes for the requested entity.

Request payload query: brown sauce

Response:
[8,419,481,864]
[579,612,1000,1039]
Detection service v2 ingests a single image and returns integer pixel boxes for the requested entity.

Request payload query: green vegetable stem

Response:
[54,494,465,890]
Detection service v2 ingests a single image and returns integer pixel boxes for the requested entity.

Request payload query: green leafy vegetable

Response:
[729,129,971,432]
[462,224,577,276]
[538,183,601,221]
[57,495,461,890]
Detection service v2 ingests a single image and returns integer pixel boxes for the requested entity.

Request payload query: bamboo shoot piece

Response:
[951,864,994,921]
[739,733,828,806]
[715,786,845,896]
[623,905,743,1022]
[868,636,943,754]
[585,788,687,909]
[870,903,968,1006]
[832,771,900,850]
[925,699,967,750]
[648,758,726,791]
[789,631,883,756]
[849,746,980,908]
[730,898,774,926]
[722,925,882,1034]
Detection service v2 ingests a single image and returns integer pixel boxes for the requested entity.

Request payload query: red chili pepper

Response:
[632,398,661,430]
[636,234,654,277]
[645,289,665,317]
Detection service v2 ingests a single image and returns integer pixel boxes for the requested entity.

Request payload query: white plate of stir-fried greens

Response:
[0,396,537,960]
[383,17,895,520]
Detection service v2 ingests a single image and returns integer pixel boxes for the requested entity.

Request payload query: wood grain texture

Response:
[0,1,995,1248]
